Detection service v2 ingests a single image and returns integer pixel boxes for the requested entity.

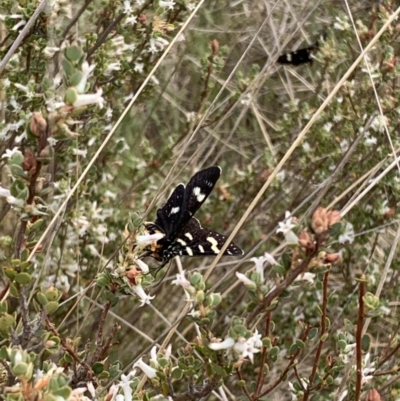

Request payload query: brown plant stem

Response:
[377,322,400,368]
[15,287,32,348]
[355,279,366,401]
[172,375,221,401]
[87,13,126,58]
[254,312,271,396]
[90,301,111,364]
[98,324,121,361]
[246,251,317,326]
[236,368,252,401]
[258,326,311,398]
[46,317,93,374]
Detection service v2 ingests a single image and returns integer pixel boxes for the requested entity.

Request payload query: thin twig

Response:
[0,0,48,76]
[90,301,111,364]
[258,326,311,397]
[98,324,121,361]
[15,286,32,348]
[254,312,271,396]
[236,369,252,401]
[355,278,366,401]
[46,317,93,374]
[303,270,330,400]
[86,13,125,58]
[246,252,316,325]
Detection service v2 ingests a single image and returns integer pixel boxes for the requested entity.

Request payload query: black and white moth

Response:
[277,43,318,66]
[145,166,243,266]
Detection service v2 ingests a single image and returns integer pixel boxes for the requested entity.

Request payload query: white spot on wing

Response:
[170,206,180,215]
[177,239,187,246]
[186,247,193,256]
[185,233,193,241]
[198,245,204,253]
[207,237,220,254]
[193,187,206,202]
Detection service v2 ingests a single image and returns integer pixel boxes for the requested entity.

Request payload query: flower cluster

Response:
[209,329,262,364]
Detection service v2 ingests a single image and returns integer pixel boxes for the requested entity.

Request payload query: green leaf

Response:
[4,268,17,280]
[330,222,342,237]
[62,58,75,76]
[0,313,15,328]
[15,272,32,285]
[37,292,48,306]
[92,362,104,374]
[171,367,183,380]
[44,301,59,315]
[212,363,227,376]
[10,283,19,297]
[268,346,279,359]
[53,387,71,399]
[361,333,371,352]
[10,164,27,180]
[65,87,78,105]
[308,327,318,339]
[10,180,26,197]
[45,289,59,301]
[65,46,83,62]
[0,346,8,359]
[29,219,45,233]
[289,343,298,355]
[70,71,83,87]
[12,362,28,376]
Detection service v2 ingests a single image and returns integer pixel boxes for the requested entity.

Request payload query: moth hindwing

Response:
[277,43,318,66]
[145,166,244,265]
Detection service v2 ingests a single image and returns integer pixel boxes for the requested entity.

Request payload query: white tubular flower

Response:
[136,232,164,245]
[249,329,262,348]
[165,344,172,359]
[276,211,298,244]
[135,259,149,274]
[235,272,256,289]
[0,186,11,197]
[2,146,21,159]
[106,384,119,401]
[209,337,235,351]
[171,271,195,293]
[251,253,277,282]
[339,222,355,244]
[75,61,96,93]
[295,272,316,284]
[119,373,133,401]
[86,381,95,398]
[233,337,261,364]
[73,88,104,109]
[134,358,157,379]
[150,346,159,367]
[159,0,175,9]
[131,284,155,307]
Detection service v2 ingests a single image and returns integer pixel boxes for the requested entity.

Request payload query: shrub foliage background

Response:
[0,0,399,400]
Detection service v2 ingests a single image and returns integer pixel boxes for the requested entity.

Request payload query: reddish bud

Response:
[311,207,329,235]
[211,39,219,55]
[366,389,382,401]
[298,230,315,251]
[29,112,47,138]
[22,150,37,177]
[324,253,340,264]
[138,13,147,25]
[126,268,141,285]
[384,207,396,218]
[311,207,341,235]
